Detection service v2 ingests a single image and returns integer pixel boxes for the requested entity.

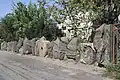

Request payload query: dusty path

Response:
[0,51,111,80]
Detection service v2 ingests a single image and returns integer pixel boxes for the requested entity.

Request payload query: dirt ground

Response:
[0,51,112,80]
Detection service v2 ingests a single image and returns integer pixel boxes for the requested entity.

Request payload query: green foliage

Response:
[55,0,120,24]
[0,13,18,41]
[106,63,120,80]
[12,1,46,39]
[0,0,62,41]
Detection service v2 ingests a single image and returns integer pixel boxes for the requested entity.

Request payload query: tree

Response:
[68,0,120,24]
[0,13,18,41]
[0,0,63,41]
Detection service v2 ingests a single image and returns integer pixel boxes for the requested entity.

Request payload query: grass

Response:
[105,63,120,80]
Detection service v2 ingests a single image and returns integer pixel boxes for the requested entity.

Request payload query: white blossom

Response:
[118,15,120,22]
[88,21,93,27]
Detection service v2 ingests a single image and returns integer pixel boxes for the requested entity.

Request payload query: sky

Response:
[0,0,54,18]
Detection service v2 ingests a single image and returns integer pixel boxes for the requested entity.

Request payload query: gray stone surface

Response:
[39,40,51,57]
[19,46,23,54]
[35,36,46,56]
[30,38,37,56]
[52,37,68,60]
[23,37,32,54]
[79,43,96,64]
[1,41,7,51]
[93,24,110,64]
[34,37,51,57]
[81,46,95,65]
[46,41,54,58]
[16,38,23,53]
[52,38,60,59]
[66,37,79,61]
[67,37,78,51]
[7,41,17,52]
[61,37,69,44]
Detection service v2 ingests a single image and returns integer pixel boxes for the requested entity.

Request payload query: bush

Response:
[106,64,120,80]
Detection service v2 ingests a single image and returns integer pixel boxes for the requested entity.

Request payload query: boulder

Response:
[1,41,7,51]
[46,41,54,58]
[30,38,37,56]
[7,42,11,51]
[38,40,50,57]
[81,46,95,64]
[52,37,68,60]
[0,39,3,49]
[79,43,96,64]
[52,38,59,59]
[61,37,69,44]
[19,46,23,54]
[66,37,80,62]
[22,37,32,54]
[67,37,78,51]
[35,36,46,56]
[16,38,23,53]
[7,41,17,52]
[93,24,111,64]
[34,36,53,57]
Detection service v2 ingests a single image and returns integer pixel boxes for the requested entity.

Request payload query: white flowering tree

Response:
[48,0,98,42]
[46,0,120,42]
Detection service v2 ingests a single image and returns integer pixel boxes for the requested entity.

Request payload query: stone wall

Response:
[0,24,114,66]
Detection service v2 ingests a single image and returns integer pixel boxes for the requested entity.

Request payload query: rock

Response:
[52,50,59,59]
[102,26,110,64]
[75,54,81,62]
[7,42,11,51]
[0,39,3,49]
[35,36,46,56]
[78,43,96,64]
[60,37,69,44]
[52,38,61,59]
[66,37,80,61]
[93,24,104,50]
[35,41,39,56]
[47,41,54,58]
[38,40,50,57]
[81,46,95,65]
[67,37,78,51]
[1,41,7,51]
[23,37,32,54]
[7,41,17,52]
[35,36,51,57]
[59,51,66,60]
[11,41,17,52]
[80,59,87,64]
[30,38,37,56]
[19,46,23,54]
[59,37,69,60]
[16,38,23,53]
[93,24,111,64]
[52,37,68,60]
